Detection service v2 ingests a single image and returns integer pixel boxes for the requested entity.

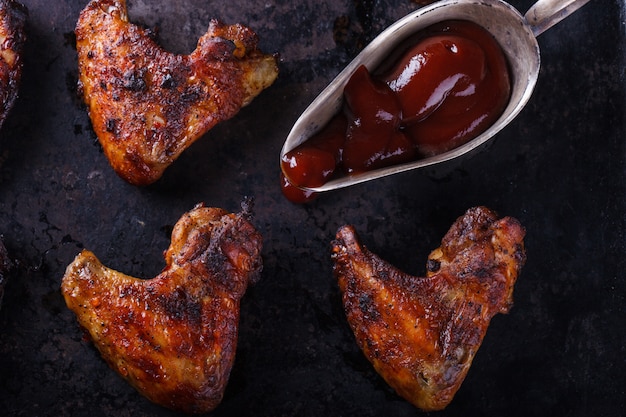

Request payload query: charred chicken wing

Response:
[332,206,526,411]
[61,204,263,413]
[0,0,26,130]
[76,0,279,185]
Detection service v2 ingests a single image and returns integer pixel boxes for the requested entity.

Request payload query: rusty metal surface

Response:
[0,0,624,416]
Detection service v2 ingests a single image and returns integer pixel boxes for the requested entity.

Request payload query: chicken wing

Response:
[76,0,279,185]
[0,0,27,130]
[61,203,263,413]
[332,206,526,411]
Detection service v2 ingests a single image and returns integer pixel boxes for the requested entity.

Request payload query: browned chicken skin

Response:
[0,0,26,130]
[332,206,526,411]
[61,203,263,413]
[76,0,279,185]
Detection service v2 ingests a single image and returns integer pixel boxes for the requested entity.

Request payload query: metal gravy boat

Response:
[280,0,591,192]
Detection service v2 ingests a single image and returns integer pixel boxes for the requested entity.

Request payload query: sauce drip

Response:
[281,20,511,203]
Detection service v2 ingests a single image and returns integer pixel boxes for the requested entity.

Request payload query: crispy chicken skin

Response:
[332,206,526,411]
[76,0,279,185]
[0,0,26,130]
[61,204,263,413]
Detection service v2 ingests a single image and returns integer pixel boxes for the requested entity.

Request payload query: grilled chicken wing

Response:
[61,203,263,413]
[76,0,279,185]
[0,0,26,130]
[332,206,526,411]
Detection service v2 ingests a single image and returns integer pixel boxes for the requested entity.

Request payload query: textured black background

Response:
[0,0,624,416]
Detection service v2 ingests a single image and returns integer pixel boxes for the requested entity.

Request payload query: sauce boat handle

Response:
[525,0,592,37]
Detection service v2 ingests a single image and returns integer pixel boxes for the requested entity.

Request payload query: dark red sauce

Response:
[281,20,511,203]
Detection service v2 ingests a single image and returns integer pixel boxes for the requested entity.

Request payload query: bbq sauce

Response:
[281,20,510,203]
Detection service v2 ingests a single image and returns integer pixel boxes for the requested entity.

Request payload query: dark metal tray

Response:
[1,0,624,416]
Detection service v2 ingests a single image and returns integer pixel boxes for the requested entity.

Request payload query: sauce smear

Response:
[281,20,511,203]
